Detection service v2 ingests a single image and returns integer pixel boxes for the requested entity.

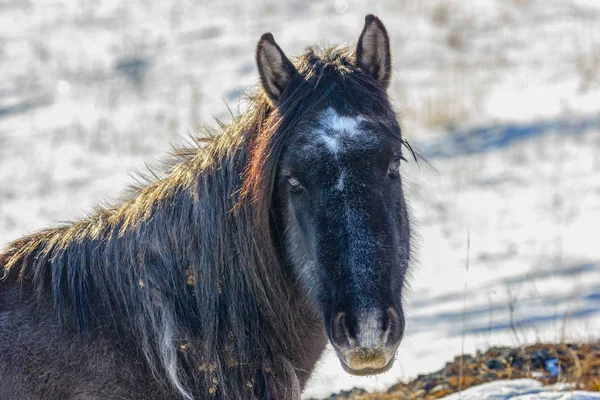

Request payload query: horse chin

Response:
[332,347,396,376]
[338,358,395,376]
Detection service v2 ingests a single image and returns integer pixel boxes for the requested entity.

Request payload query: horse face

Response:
[257,15,409,376]
[275,105,410,376]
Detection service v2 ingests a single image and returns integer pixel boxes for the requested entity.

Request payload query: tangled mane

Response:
[0,45,395,399]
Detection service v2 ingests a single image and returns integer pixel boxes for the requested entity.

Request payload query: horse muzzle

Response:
[330,307,404,376]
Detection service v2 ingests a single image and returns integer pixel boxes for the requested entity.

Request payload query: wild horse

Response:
[0,15,412,399]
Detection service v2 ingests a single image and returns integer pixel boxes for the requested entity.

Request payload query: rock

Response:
[423,378,439,392]
[430,383,449,393]
[485,357,505,370]
[531,349,552,369]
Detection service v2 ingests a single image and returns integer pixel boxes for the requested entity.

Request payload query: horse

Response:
[0,15,411,399]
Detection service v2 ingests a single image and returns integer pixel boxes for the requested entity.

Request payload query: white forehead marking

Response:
[316,107,368,155]
[320,107,367,132]
[320,134,342,154]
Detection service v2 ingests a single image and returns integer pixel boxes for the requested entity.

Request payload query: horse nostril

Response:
[332,312,351,348]
[384,307,404,346]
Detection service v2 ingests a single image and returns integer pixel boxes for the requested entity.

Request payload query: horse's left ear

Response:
[356,14,392,90]
[256,33,297,104]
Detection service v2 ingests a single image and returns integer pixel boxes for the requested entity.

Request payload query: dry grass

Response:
[576,46,600,93]
[393,83,484,131]
[323,342,600,399]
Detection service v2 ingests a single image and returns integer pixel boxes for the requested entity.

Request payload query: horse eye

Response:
[388,157,402,175]
[287,176,303,192]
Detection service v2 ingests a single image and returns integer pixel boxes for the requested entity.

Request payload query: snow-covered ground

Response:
[440,379,600,400]
[1,0,599,399]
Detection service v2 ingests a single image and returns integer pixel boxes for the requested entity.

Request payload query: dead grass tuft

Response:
[322,342,600,399]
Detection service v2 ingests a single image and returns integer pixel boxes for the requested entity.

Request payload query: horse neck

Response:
[0,129,329,396]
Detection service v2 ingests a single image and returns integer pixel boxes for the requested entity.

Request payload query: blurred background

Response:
[1,0,599,398]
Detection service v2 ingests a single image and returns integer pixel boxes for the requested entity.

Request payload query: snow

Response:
[0,0,599,399]
[439,380,600,400]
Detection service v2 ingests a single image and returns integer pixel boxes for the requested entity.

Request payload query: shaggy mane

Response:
[0,45,394,399]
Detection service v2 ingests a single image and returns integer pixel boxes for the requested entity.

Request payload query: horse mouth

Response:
[338,358,395,376]
[333,347,396,376]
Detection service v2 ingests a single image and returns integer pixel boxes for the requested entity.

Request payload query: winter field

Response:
[1,0,599,398]
[439,379,600,400]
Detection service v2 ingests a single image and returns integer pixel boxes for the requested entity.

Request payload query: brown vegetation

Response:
[322,342,600,399]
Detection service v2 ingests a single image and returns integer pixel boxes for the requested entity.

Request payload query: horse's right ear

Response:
[256,33,297,104]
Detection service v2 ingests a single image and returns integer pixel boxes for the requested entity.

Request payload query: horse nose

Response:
[382,307,404,347]
[331,308,404,348]
[330,307,404,375]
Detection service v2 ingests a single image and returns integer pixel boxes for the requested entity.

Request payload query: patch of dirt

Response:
[321,342,600,399]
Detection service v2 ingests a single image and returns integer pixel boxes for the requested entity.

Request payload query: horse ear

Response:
[256,33,297,103]
[356,14,392,90]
